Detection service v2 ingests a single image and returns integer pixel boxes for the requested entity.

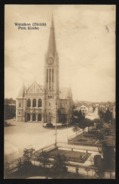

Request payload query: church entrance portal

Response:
[27,113,30,121]
[32,113,36,121]
[38,113,42,121]
[26,113,42,122]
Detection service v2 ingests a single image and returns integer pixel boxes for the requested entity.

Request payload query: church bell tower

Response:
[44,15,59,125]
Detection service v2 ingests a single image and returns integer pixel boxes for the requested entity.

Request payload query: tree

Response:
[101,142,115,170]
[78,120,87,133]
[95,122,103,130]
[94,130,104,141]
[72,109,85,124]
[98,110,105,123]
[104,109,113,124]
[23,148,35,161]
[94,155,104,178]
[58,109,67,123]
[84,118,94,132]
[102,125,111,136]
[92,118,100,124]
[72,110,85,133]
[72,110,79,124]
[52,153,67,177]
[17,158,32,175]
[72,110,94,134]
[37,151,50,176]
[20,148,35,173]
[4,104,16,120]
[99,109,113,124]
[78,110,85,121]
[73,124,80,136]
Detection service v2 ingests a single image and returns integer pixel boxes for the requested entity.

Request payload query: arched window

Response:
[27,99,31,107]
[38,99,42,107]
[27,113,30,121]
[33,99,36,107]
[38,113,42,121]
[32,113,36,121]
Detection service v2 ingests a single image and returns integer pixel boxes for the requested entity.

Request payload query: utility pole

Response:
[55,96,58,147]
[67,108,69,143]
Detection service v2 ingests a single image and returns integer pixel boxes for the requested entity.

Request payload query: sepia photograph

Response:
[4,5,116,179]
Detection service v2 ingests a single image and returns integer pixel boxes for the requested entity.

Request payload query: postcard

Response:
[4,5,116,179]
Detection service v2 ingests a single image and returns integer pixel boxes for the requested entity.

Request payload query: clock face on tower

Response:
[47,57,54,65]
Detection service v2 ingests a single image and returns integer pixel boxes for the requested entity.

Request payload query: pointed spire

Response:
[47,14,57,57]
[51,13,54,28]
[18,82,26,98]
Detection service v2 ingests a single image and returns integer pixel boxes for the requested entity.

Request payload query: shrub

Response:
[52,153,67,176]
[93,155,104,178]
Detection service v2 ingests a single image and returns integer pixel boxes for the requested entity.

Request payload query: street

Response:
[4,120,76,162]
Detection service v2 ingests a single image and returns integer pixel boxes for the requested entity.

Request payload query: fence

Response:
[57,142,99,152]
[34,144,56,157]
[4,157,23,175]
[4,143,115,179]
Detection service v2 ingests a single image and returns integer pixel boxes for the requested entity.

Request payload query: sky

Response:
[5,5,116,102]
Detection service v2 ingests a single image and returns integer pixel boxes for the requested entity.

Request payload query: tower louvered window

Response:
[49,69,51,90]
[47,69,48,83]
[52,69,54,82]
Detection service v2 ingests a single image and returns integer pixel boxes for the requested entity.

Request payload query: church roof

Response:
[17,81,72,101]
[59,87,71,100]
[26,81,44,94]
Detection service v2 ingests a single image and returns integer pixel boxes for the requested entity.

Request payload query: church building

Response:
[16,16,73,126]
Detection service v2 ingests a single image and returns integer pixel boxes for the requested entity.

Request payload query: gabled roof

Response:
[17,81,72,101]
[26,81,44,94]
[59,87,71,100]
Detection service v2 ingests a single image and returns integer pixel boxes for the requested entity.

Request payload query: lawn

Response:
[47,148,91,163]
[68,132,100,146]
